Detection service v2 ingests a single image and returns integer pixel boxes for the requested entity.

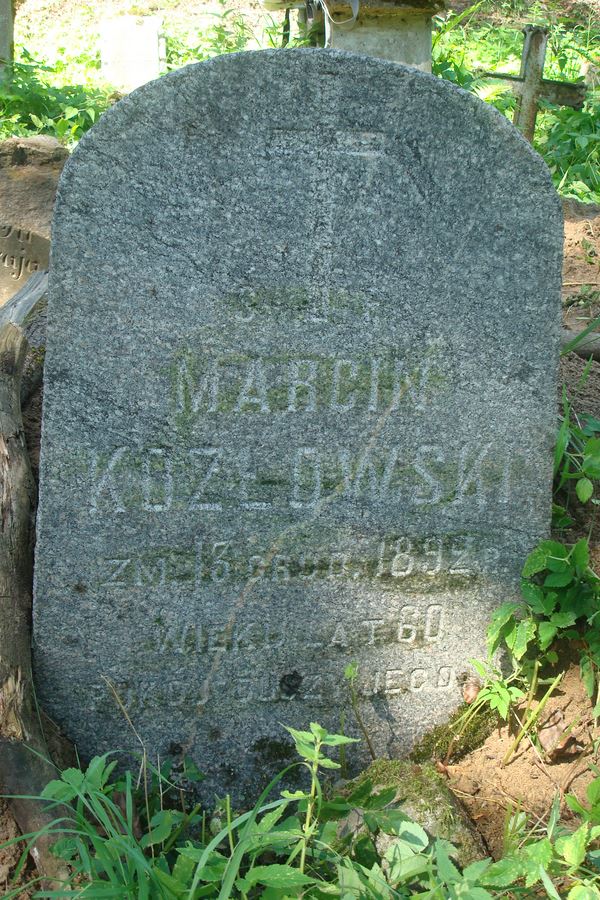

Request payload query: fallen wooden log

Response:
[0,273,69,886]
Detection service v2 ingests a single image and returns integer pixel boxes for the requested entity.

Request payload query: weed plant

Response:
[7,721,600,897]
[0,54,112,147]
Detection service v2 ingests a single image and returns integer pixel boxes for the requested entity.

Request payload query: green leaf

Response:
[483,855,524,887]
[554,415,570,475]
[363,787,398,810]
[171,851,196,887]
[544,570,574,587]
[523,838,553,884]
[462,858,492,881]
[486,602,521,653]
[257,804,286,833]
[318,757,341,769]
[572,538,591,571]
[556,823,589,867]
[435,842,461,883]
[386,849,429,884]
[140,810,174,848]
[523,546,550,577]
[538,621,558,651]
[284,726,314,744]
[577,478,594,503]
[365,809,412,836]
[583,442,600,479]
[521,581,545,610]
[309,722,327,740]
[567,885,600,900]
[245,864,316,889]
[294,741,318,761]
[61,767,86,788]
[587,778,600,806]
[566,795,587,817]
[546,553,571,573]
[547,794,561,840]
[539,866,562,900]
[505,618,536,660]
[320,733,360,747]
[347,778,374,806]
[396,820,430,851]
[581,654,596,698]
[40,777,78,802]
[550,611,578,628]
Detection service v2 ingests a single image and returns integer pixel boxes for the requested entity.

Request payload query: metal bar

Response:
[540,79,586,108]
[480,71,586,109]
[513,25,548,142]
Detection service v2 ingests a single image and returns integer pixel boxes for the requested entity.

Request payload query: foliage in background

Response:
[163,9,255,70]
[1,0,599,200]
[0,54,111,146]
[7,723,600,897]
[537,95,600,203]
[432,3,600,203]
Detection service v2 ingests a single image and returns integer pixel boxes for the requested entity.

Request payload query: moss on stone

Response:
[410,704,498,764]
[347,759,486,867]
[251,737,295,764]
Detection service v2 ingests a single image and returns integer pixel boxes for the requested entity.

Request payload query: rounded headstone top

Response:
[37,48,562,800]
[56,49,560,234]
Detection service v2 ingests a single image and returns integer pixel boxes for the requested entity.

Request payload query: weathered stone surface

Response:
[33,50,562,800]
[0,137,68,240]
[0,225,49,305]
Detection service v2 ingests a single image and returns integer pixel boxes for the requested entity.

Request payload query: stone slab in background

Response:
[0,137,68,240]
[100,16,162,92]
[33,50,562,800]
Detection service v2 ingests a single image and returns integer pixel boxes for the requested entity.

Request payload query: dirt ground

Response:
[0,800,35,898]
[449,666,600,858]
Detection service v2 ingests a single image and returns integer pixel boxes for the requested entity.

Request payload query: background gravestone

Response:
[33,50,562,799]
[0,225,49,305]
[0,136,68,240]
[100,16,162,92]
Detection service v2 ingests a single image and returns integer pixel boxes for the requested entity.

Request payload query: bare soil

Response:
[449,666,599,859]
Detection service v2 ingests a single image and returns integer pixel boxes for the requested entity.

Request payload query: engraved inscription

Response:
[104,664,458,718]
[173,350,439,418]
[0,226,49,289]
[87,442,508,515]
[150,604,445,656]
[98,533,503,588]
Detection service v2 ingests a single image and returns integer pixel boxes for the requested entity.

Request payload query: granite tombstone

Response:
[33,50,562,798]
[0,225,49,305]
